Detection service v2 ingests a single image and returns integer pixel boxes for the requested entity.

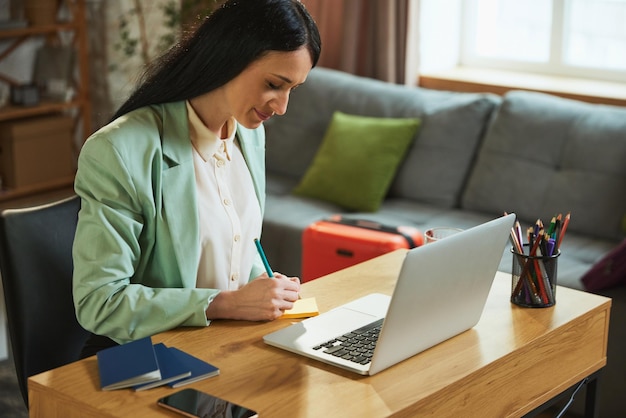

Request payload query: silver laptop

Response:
[263,214,515,375]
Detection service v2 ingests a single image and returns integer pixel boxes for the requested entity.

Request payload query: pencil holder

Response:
[511,245,560,308]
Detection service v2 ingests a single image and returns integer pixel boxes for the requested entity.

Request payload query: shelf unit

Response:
[0,0,90,202]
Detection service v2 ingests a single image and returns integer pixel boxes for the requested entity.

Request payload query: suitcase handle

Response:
[324,216,418,248]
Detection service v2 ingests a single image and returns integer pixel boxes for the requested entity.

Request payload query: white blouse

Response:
[186,101,262,291]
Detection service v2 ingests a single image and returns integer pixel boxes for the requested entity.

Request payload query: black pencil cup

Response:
[511,246,560,308]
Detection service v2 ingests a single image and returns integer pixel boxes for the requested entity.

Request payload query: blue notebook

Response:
[132,343,192,391]
[167,347,220,388]
[97,336,162,390]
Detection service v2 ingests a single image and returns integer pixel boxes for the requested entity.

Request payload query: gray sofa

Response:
[262,67,626,416]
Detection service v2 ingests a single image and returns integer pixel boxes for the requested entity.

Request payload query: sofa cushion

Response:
[462,90,626,241]
[389,92,500,208]
[292,111,420,212]
[264,67,500,208]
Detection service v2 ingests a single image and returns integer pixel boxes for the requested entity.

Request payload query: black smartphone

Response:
[157,388,258,418]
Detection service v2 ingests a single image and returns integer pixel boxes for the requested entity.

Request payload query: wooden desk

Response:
[28,249,611,418]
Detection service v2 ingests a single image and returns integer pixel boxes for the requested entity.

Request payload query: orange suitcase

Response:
[301,216,423,282]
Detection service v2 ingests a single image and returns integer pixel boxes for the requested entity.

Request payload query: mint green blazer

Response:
[72,101,266,344]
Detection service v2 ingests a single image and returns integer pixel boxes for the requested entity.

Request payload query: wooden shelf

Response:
[0,176,75,203]
[0,0,90,203]
[0,22,79,39]
[0,99,86,121]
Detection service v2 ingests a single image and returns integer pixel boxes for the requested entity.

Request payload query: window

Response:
[461,0,626,82]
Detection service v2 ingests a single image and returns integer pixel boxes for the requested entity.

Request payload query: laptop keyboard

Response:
[312,318,384,365]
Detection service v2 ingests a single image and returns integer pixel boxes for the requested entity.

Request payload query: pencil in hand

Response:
[254,238,274,277]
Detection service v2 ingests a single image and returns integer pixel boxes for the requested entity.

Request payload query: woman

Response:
[72,0,321,355]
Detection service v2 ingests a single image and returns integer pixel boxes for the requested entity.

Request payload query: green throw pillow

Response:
[293,111,420,212]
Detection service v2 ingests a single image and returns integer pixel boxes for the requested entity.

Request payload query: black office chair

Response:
[0,194,90,407]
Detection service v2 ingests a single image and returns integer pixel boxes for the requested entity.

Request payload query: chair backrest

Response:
[0,194,89,407]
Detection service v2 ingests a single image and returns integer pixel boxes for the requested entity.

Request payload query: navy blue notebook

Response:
[97,336,162,390]
[133,343,192,391]
[167,347,220,388]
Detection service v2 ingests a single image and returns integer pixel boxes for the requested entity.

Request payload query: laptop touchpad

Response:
[269,308,379,349]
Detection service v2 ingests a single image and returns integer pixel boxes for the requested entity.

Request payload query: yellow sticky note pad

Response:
[281,297,319,319]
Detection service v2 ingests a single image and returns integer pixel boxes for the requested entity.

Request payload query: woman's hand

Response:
[206,272,300,321]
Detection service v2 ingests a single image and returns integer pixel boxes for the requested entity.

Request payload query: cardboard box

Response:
[0,115,75,189]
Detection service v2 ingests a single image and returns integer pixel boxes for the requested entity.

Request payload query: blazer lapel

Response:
[237,126,266,215]
[159,102,200,286]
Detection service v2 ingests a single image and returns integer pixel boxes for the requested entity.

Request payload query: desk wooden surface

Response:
[28,249,611,418]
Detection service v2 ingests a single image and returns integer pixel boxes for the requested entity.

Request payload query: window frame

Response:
[459,0,626,83]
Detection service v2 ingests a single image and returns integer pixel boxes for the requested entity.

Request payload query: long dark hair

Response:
[112,0,321,120]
